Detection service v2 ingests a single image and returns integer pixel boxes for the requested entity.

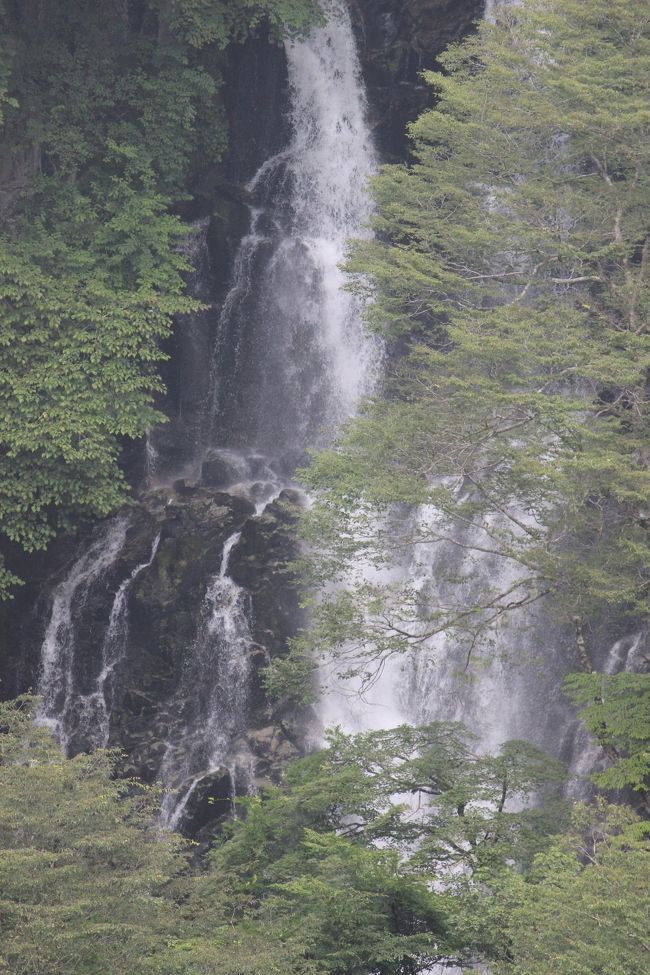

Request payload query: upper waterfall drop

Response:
[207,0,382,458]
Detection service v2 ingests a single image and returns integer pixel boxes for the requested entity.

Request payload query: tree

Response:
[295,0,650,683]
[5,699,634,975]
[177,721,565,975]
[489,802,650,975]
[564,672,650,797]
[0,0,321,598]
[152,0,322,47]
[0,697,189,974]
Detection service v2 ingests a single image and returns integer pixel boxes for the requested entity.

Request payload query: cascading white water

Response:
[318,515,412,734]
[37,516,130,750]
[34,0,383,818]
[160,531,253,829]
[156,1,386,821]
[281,0,381,422]
[314,0,585,762]
[207,0,382,455]
[75,533,161,749]
[33,0,604,817]
[565,627,648,792]
[298,0,554,749]
[399,501,554,753]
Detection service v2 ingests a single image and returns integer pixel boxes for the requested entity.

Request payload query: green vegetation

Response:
[0,697,187,973]
[492,801,650,975]
[273,2,649,971]
[2,696,648,974]
[565,671,650,796]
[0,698,569,974]
[293,0,650,677]
[0,0,319,597]
[0,0,648,973]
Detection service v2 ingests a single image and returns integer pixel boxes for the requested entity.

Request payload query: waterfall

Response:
[398,501,570,755]
[314,0,592,769]
[160,0,384,820]
[32,0,382,818]
[206,0,381,456]
[37,516,130,751]
[160,532,253,830]
[35,0,596,823]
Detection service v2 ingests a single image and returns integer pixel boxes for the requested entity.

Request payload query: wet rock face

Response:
[352,0,484,158]
[117,485,307,790]
[178,768,236,844]
[9,481,307,814]
[112,488,253,782]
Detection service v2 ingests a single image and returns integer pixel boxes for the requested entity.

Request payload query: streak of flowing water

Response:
[75,533,161,749]
[160,532,253,830]
[566,628,648,793]
[37,516,130,750]
[400,502,540,752]
[484,0,520,22]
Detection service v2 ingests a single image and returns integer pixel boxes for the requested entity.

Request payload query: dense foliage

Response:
[0,698,187,973]
[0,698,568,974]
[291,0,650,680]
[0,0,319,598]
[565,671,650,797]
[2,696,648,974]
[272,2,650,970]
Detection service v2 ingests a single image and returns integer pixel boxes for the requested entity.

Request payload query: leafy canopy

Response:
[293,0,650,683]
[0,0,320,598]
[0,697,188,974]
[565,672,650,795]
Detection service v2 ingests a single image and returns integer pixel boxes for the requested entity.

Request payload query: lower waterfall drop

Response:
[160,531,254,831]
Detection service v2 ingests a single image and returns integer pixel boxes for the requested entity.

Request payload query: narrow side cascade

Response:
[160,532,253,830]
[37,516,130,751]
[75,533,161,750]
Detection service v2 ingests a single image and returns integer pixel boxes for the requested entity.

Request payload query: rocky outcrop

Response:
[352,0,484,158]
[119,483,308,788]
[6,475,308,826]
